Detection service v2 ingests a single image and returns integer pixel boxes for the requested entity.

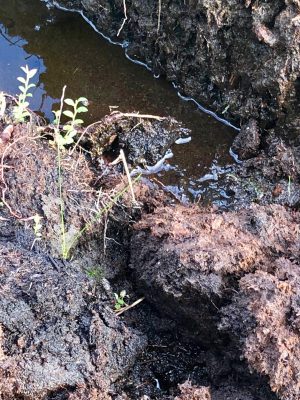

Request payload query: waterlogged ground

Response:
[0,0,235,201]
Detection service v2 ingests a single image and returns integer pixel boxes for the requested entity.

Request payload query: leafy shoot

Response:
[13,65,37,122]
[53,96,88,149]
[114,290,127,310]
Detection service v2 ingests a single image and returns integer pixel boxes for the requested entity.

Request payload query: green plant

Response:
[13,65,37,122]
[53,95,88,148]
[52,88,140,259]
[9,69,139,260]
[51,87,89,258]
[114,290,127,310]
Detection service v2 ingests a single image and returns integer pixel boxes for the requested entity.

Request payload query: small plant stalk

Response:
[54,86,68,259]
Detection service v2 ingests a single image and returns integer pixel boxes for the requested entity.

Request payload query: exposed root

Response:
[112,149,137,203]
[116,112,165,120]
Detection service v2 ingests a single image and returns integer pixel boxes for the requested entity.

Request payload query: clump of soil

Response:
[0,241,146,400]
[223,127,300,208]
[231,119,261,160]
[130,201,300,398]
[84,112,190,166]
[175,381,211,400]
[0,109,178,277]
[221,257,300,400]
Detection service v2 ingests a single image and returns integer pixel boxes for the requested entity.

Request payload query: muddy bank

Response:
[0,96,280,399]
[0,101,175,398]
[52,0,300,141]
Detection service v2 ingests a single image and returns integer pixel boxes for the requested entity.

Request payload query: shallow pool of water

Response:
[0,0,236,202]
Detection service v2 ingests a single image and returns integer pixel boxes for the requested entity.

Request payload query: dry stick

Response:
[120,149,136,203]
[117,0,128,37]
[115,297,145,316]
[157,0,162,33]
[119,112,165,120]
[55,86,68,258]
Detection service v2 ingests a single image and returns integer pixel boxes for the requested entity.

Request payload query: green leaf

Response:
[78,97,88,103]
[73,119,84,125]
[27,68,38,79]
[67,130,77,138]
[63,110,74,119]
[23,101,30,108]
[18,86,26,93]
[27,83,36,89]
[63,124,73,132]
[17,77,26,84]
[64,98,75,107]
[63,136,75,145]
[26,93,33,98]
[64,129,76,138]
[76,106,88,113]
[21,66,28,74]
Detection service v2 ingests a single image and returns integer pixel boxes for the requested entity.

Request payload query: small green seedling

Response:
[53,96,88,148]
[114,290,127,310]
[13,65,37,122]
[86,266,104,282]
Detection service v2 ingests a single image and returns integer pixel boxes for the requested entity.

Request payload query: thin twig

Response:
[157,0,162,33]
[120,149,136,203]
[55,85,67,258]
[118,112,165,120]
[117,0,128,37]
[115,297,145,316]
[69,120,100,155]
